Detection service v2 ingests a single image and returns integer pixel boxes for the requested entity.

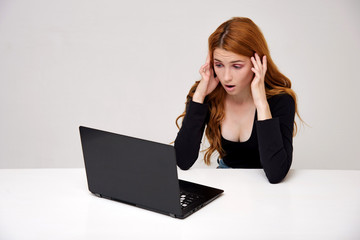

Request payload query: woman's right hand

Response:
[192,53,219,103]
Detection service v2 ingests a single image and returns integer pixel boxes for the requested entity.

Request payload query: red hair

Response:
[176,17,301,165]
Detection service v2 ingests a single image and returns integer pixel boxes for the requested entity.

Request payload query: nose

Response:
[223,68,232,82]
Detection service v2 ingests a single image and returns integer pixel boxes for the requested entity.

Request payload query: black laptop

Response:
[79,126,223,219]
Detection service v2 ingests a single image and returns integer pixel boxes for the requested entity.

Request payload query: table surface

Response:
[1,168,359,240]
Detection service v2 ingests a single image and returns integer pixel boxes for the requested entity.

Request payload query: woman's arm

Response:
[174,100,209,170]
[256,94,295,183]
[249,54,295,183]
[175,53,219,170]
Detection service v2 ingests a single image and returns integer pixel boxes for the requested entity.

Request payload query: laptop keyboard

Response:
[180,192,202,209]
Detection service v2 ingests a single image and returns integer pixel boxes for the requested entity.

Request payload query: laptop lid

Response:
[80,126,224,218]
[79,126,183,217]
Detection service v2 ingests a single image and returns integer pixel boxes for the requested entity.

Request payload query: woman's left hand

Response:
[250,53,268,109]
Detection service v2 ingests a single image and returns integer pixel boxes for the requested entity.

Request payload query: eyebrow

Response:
[214,58,245,63]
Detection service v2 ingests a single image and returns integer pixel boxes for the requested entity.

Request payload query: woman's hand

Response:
[250,53,272,120]
[192,53,219,103]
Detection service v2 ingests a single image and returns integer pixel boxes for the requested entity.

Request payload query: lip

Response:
[224,84,236,92]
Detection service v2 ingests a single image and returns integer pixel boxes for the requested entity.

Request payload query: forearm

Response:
[257,118,293,183]
[256,101,272,121]
[174,101,209,170]
[192,92,205,104]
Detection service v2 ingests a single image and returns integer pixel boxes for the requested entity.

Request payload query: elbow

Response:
[174,142,196,171]
[263,151,292,184]
[176,152,196,170]
[265,166,290,184]
[267,175,285,184]
[264,163,290,184]
[176,155,194,170]
[178,164,191,171]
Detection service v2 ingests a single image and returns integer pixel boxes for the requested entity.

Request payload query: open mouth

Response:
[225,85,235,90]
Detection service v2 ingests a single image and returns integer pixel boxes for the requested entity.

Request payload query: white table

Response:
[0,168,359,240]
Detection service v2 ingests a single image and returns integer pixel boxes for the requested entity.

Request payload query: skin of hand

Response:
[250,53,272,120]
[192,53,219,103]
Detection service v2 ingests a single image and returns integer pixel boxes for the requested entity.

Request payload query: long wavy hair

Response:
[176,17,301,165]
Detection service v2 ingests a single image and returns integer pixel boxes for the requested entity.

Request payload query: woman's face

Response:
[213,48,254,96]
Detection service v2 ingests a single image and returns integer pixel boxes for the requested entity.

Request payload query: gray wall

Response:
[1,0,359,169]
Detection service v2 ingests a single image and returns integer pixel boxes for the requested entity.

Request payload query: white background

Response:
[1,0,359,169]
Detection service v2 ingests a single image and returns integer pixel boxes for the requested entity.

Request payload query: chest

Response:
[221,101,256,142]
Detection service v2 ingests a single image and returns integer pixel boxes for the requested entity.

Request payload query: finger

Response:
[251,56,259,70]
[200,62,208,70]
[262,55,267,73]
[204,63,210,72]
[251,67,259,77]
[254,53,263,70]
[200,63,210,77]
[206,52,210,64]
[199,64,206,75]
[254,53,266,75]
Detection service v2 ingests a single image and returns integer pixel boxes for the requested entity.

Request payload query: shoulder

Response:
[268,94,295,117]
[268,93,295,105]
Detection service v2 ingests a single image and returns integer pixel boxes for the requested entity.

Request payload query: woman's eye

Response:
[234,65,243,69]
[215,64,223,68]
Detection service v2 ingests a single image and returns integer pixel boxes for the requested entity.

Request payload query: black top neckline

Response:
[221,110,257,144]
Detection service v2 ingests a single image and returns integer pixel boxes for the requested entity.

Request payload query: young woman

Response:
[174,17,301,184]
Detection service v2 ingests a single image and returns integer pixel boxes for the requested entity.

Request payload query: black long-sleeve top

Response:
[174,94,295,184]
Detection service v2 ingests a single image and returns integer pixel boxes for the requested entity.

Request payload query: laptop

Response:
[79,126,224,219]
